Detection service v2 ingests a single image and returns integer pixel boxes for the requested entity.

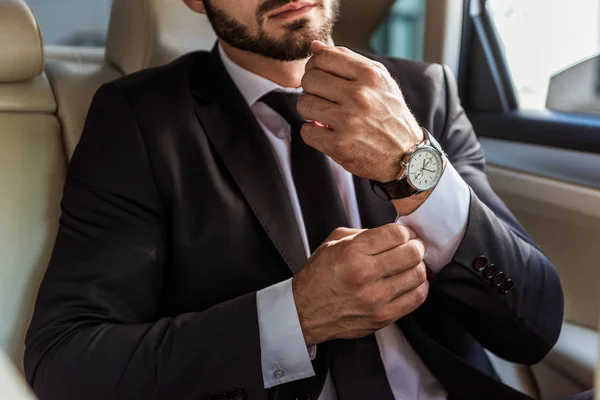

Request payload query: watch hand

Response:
[422,168,435,173]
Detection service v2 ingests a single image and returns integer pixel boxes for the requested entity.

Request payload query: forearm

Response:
[25,292,264,400]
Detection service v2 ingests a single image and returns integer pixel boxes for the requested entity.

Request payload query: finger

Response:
[300,120,337,155]
[308,42,387,82]
[373,239,426,278]
[297,93,339,127]
[301,69,351,104]
[306,45,365,81]
[376,280,429,324]
[311,40,330,53]
[354,224,416,255]
[377,261,427,301]
[326,227,365,242]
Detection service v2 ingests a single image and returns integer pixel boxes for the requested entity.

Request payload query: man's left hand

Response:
[298,41,424,183]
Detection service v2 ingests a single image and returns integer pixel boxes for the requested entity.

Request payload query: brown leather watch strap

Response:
[370,178,418,201]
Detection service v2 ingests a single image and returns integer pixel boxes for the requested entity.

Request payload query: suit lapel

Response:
[191,47,307,275]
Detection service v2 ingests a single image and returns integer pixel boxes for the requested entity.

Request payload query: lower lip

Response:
[271,5,316,20]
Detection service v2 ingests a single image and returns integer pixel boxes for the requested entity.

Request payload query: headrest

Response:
[334,0,395,50]
[105,0,217,75]
[0,0,44,82]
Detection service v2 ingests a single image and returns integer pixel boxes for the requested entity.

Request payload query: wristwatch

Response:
[370,128,445,201]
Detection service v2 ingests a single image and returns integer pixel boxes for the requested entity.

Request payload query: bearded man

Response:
[24,1,564,399]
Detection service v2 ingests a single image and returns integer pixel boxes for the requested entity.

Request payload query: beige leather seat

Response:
[45,0,216,160]
[0,0,65,374]
[0,349,36,400]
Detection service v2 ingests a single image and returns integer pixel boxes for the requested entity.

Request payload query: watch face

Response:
[407,148,443,191]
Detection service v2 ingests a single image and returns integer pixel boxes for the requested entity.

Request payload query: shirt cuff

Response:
[397,161,470,272]
[257,278,315,388]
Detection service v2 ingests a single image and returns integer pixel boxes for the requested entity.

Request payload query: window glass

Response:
[26,0,112,47]
[371,0,426,61]
[488,0,600,110]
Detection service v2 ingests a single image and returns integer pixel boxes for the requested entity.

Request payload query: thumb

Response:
[311,40,330,54]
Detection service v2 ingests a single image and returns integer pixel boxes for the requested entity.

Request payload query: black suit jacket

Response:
[24,47,564,400]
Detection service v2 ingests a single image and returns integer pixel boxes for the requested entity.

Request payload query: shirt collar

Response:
[218,44,302,107]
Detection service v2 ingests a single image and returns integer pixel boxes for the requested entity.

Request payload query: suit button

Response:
[214,393,228,400]
[483,264,498,279]
[493,271,507,286]
[229,389,243,400]
[501,279,515,293]
[473,255,488,271]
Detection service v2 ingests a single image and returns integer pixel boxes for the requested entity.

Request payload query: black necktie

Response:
[260,91,348,252]
[260,92,394,400]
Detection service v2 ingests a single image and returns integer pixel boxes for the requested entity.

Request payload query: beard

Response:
[202,0,340,61]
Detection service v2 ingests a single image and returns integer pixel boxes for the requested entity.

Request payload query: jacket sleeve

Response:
[24,83,264,400]
[430,65,564,365]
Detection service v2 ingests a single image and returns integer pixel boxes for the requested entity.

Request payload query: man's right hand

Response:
[292,224,429,346]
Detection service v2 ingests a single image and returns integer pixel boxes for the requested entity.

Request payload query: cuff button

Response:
[473,255,489,271]
[274,368,285,379]
[493,271,507,286]
[229,389,244,400]
[501,279,515,294]
[483,264,498,279]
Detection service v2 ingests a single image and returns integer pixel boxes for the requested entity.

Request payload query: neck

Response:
[219,40,308,88]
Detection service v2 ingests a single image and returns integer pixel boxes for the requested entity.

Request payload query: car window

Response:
[371,0,426,61]
[488,0,600,111]
[26,0,112,47]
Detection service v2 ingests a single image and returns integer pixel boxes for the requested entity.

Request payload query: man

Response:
[24,0,564,399]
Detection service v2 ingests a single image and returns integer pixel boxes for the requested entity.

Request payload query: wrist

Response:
[379,124,426,183]
[392,190,433,216]
[292,277,326,347]
[391,157,447,215]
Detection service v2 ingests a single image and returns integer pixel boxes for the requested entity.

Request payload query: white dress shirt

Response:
[219,45,471,400]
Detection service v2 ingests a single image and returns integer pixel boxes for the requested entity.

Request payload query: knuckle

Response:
[413,282,429,307]
[405,240,425,264]
[403,225,416,239]
[374,307,393,325]
[297,94,311,112]
[359,289,381,307]
[389,223,409,244]
[333,227,348,236]
[300,72,313,89]
[350,88,369,106]
[373,61,386,71]
[300,123,316,145]
[362,65,381,82]
[299,119,311,134]
[413,263,428,285]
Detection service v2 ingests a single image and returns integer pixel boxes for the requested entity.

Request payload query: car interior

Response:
[0,0,598,398]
